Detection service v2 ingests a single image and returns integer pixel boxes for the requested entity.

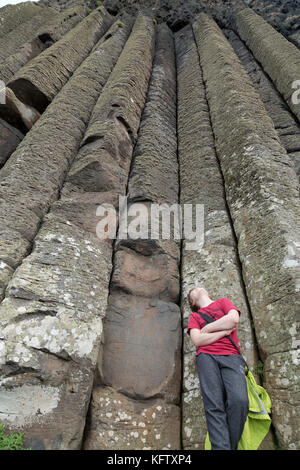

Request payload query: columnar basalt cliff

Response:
[0,0,299,451]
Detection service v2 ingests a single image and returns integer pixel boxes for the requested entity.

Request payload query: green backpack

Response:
[205,368,272,450]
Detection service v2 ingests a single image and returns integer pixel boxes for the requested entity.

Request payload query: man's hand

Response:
[222,327,236,336]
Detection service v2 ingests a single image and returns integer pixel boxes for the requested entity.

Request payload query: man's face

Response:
[193,287,208,298]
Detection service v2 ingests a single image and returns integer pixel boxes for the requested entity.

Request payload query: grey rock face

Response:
[193,12,300,450]
[0,119,24,169]
[225,28,300,177]
[0,4,88,84]
[236,8,300,126]
[7,6,113,112]
[0,14,133,306]
[175,23,260,450]
[127,23,178,205]
[0,7,57,83]
[0,0,299,452]
[84,19,182,450]
[0,2,43,38]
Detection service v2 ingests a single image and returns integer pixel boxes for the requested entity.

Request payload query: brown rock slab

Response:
[111,247,179,302]
[97,293,181,402]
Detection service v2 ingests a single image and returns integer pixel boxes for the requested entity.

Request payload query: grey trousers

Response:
[196,353,249,450]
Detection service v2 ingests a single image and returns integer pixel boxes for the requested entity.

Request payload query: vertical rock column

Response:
[0,15,135,450]
[83,23,182,451]
[224,29,300,177]
[193,13,300,450]
[175,24,260,450]
[235,7,300,125]
[0,15,130,300]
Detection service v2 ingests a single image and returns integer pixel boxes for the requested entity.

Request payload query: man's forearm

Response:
[193,329,229,347]
[202,314,237,333]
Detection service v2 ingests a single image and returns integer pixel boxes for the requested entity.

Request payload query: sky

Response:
[0,0,40,7]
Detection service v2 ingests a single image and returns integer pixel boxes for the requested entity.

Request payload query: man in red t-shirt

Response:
[187,286,248,450]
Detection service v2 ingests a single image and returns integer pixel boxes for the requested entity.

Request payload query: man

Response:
[187,286,249,450]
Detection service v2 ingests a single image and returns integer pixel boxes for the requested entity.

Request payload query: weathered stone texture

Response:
[235,7,300,125]
[0,1,299,452]
[0,202,113,448]
[97,293,181,402]
[225,28,300,177]
[0,118,23,169]
[0,11,158,450]
[0,2,43,38]
[7,6,114,112]
[175,23,261,450]
[84,21,182,450]
[36,3,88,43]
[0,8,57,82]
[0,87,40,133]
[66,12,156,198]
[194,13,300,449]
[0,14,133,300]
[0,4,88,84]
[83,386,181,450]
[127,23,178,205]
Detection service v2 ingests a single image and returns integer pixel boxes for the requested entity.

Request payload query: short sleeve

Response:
[186,313,201,335]
[221,298,242,316]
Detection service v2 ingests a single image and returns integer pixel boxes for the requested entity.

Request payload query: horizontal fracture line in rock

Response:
[7,6,113,113]
[193,12,300,450]
[235,7,300,126]
[0,15,134,303]
[175,22,259,450]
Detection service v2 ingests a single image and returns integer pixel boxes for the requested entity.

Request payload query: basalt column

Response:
[235,8,300,126]
[175,24,264,450]
[194,13,300,450]
[224,28,300,177]
[0,13,137,450]
[0,3,88,84]
[83,22,182,451]
[0,14,130,301]
[6,6,113,113]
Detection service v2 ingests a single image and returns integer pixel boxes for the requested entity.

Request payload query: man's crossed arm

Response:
[189,309,239,348]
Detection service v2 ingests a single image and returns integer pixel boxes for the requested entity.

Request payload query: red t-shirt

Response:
[186,297,242,356]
